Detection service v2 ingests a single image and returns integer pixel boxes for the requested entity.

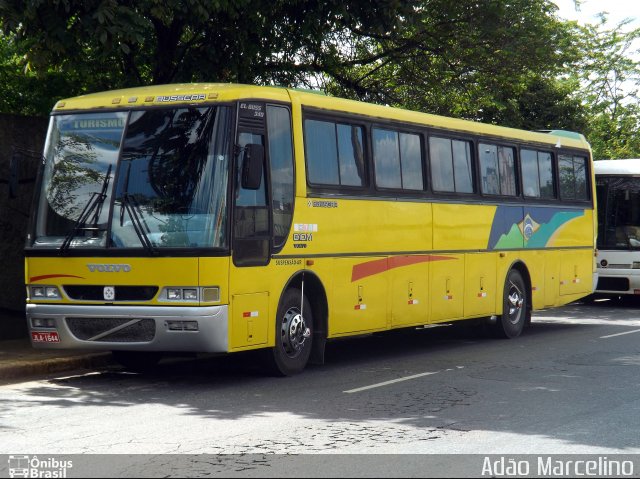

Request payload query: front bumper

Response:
[26,303,229,353]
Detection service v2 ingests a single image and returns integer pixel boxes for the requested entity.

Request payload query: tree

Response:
[2,0,638,165]
[319,0,588,132]
[568,16,640,159]
[0,31,68,115]
[0,0,413,115]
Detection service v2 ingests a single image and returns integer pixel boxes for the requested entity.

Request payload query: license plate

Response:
[31,331,60,343]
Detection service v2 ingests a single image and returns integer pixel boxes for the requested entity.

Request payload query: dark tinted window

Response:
[480,143,516,196]
[429,136,473,193]
[522,149,555,199]
[373,128,423,190]
[560,154,589,200]
[304,119,365,187]
[267,106,294,248]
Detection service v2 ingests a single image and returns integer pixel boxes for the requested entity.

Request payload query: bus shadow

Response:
[4,306,639,452]
[6,305,638,452]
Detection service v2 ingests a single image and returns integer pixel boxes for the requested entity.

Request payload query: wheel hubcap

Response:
[507,282,524,324]
[280,307,311,357]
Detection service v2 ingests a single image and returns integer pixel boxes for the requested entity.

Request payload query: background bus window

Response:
[596,176,640,249]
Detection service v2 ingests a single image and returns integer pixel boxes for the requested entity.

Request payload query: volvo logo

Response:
[87,264,132,272]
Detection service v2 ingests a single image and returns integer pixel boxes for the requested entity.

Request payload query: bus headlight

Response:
[30,285,61,300]
[32,286,45,298]
[160,287,220,303]
[167,288,182,300]
[183,288,198,300]
[46,287,61,298]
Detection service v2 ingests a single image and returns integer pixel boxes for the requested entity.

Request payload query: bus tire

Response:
[112,350,162,372]
[267,288,313,376]
[493,269,529,339]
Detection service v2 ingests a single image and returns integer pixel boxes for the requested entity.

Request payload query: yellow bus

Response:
[25,83,596,375]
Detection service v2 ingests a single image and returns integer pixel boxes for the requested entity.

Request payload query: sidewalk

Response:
[0,339,113,383]
[0,308,114,384]
[0,308,114,383]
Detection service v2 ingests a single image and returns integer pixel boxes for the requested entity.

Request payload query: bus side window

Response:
[480,143,516,196]
[372,128,424,191]
[429,136,474,193]
[304,118,365,188]
[522,149,541,197]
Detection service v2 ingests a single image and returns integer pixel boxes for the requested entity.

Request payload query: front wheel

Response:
[492,269,529,339]
[266,288,313,376]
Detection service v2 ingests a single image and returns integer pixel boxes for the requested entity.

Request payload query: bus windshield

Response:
[596,175,640,250]
[32,106,232,250]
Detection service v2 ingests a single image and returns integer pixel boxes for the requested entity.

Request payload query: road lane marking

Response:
[600,328,640,339]
[344,367,462,394]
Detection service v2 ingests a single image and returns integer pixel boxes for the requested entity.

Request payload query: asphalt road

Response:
[1,298,639,476]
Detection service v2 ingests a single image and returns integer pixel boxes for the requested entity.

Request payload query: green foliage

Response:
[0,32,65,115]
[322,0,587,131]
[0,0,638,162]
[0,0,411,115]
[566,16,640,159]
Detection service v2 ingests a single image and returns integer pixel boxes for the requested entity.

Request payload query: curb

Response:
[0,353,114,383]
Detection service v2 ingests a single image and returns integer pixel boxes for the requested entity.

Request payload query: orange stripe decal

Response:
[29,274,85,283]
[351,255,457,282]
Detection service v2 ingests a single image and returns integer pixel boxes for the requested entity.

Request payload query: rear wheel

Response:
[492,269,529,339]
[112,350,163,372]
[266,288,313,376]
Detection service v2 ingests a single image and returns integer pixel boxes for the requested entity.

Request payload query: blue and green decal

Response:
[488,206,584,250]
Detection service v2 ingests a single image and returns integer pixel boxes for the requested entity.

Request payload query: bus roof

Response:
[594,159,640,175]
[53,83,590,151]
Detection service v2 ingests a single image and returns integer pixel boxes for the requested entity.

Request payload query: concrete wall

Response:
[0,113,49,338]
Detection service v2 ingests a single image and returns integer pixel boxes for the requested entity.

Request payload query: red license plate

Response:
[31,331,60,343]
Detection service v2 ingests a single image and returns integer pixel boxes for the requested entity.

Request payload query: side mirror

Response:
[241,143,264,190]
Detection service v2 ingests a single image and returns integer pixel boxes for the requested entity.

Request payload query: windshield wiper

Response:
[118,161,156,254]
[121,193,156,253]
[60,164,112,253]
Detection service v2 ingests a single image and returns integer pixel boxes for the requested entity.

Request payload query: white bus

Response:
[595,159,640,296]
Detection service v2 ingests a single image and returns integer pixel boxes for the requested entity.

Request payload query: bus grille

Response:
[66,317,156,342]
[63,286,159,301]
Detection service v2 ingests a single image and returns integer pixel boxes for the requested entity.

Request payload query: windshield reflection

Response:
[32,106,232,251]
